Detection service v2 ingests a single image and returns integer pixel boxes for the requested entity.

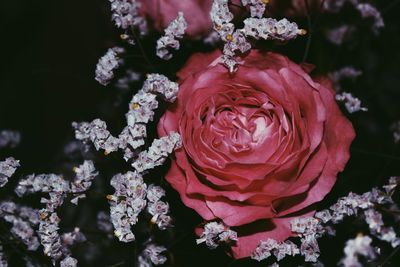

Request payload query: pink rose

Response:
[139,0,214,39]
[157,50,355,258]
[139,0,242,39]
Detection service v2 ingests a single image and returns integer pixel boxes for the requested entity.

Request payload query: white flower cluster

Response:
[95,47,126,86]
[290,217,326,262]
[356,3,384,34]
[156,12,187,60]
[132,132,182,172]
[109,0,147,34]
[70,160,99,204]
[14,161,96,265]
[15,161,97,202]
[37,212,85,265]
[72,119,121,155]
[210,0,305,72]
[0,157,19,188]
[146,185,172,230]
[390,121,400,144]
[211,0,243,72]
[75,74,180,160]
[211,0,234,34]
[37,212,64,263]
[252,239,300,262]
[107,170,175,242]
[291,177,400,262]
[15,173,68,197]
[252,177,399,264]
[336,92,368,113]
[0,130,20,149]
[241,0,268,18]
[340,234,376,267]
[60,256,78,267]
[138,242,168,266]
[221,30,251,72]
[141,73,179,102]
[0,201,40,251]
[243,18,306,41]
[196,221,238,249]
[332,66,362,90]
[108,171,147,242]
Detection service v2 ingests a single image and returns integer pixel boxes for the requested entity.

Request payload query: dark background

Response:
[1,0,400,266]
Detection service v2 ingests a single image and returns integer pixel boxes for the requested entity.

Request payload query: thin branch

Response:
[378,245,400,267]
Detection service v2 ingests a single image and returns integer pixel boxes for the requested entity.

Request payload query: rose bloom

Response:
[157,50,355,258]
[139,0,242,39]
[139,0,214,38]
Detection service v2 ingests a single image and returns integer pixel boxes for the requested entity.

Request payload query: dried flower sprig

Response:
[0,157,20,188]
[70,160,99,205]
[76,73,179,159]
[210,0,305,72]
[132,132,182,172]
[241,0,268,18]
[60,256,78,267]
[108,167,178,241]
[13,161,96,265]
[196,221,238,249]
[156,12,187,60]
[0,201,40,251]
[252,177,400,264]
[108,171,147,242]
[252,239,300,262]
[339,234,377,267]
[95,47,126,86]
[336,92,368,113]
[138,242,168,266]
[146,185,172,230]
[109,0,147,34]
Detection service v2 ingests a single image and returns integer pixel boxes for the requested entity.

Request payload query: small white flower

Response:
[156,12,187,60]
[0,157,20,187]
[95,47,125,86]
[336,92,368,113]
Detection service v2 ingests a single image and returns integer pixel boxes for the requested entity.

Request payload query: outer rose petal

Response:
[176,50,222,81]
[231,211,314,259]
[166,157,216,220]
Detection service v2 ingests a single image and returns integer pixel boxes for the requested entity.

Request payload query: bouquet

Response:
[1,0,400,266]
